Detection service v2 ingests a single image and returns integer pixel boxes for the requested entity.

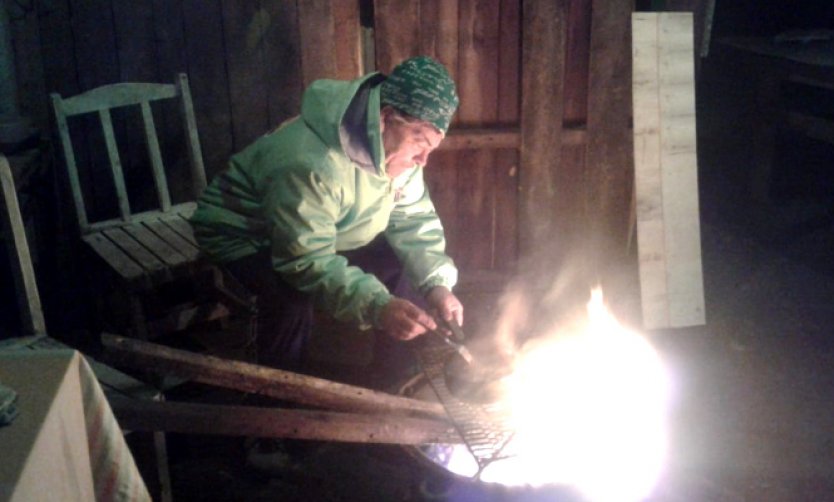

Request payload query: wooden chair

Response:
[50,74,254,341]
[1,153,172,501]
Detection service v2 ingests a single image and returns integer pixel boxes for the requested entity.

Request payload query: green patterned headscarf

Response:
[380,56,459,134]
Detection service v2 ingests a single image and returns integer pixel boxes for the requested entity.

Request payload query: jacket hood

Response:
[301,73,386,172]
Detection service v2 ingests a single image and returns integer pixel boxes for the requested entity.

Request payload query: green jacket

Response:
[190,73,457,329]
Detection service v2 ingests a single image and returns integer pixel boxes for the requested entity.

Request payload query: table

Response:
[0,350,150,501]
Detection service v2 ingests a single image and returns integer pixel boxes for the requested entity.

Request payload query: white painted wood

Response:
[0,155,46,335]
[632,12,705,329]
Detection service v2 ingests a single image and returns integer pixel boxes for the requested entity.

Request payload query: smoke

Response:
[486,248,607,363]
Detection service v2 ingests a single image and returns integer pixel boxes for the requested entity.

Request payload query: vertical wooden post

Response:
[519,0,566,267]
[632,13,705,329]
[585,0,635,275]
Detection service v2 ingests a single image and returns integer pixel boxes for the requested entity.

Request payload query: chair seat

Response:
[81,202,203,291]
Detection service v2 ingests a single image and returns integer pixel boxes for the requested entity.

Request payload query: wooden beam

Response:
[109,397,460,445]
[437,128,519,151]
[632,13,705,329]
[519,0,567,264]
[586,0,635,269]
[101,334,447,419]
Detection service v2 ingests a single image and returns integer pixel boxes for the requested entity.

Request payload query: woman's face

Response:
[380,108,444,179]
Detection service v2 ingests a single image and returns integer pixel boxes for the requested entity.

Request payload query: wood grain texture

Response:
[69,0,121,219]
[181,0,233,179]
[456,0,500,271]
[101,334,448,419]
[222,0,271,152]
[332,0,363,79]
[585,0,635,270]
[151,0,191,203]
[298,0,338,85]
[563,0,592,125]
[494,0,521,270]
[373,0,420,72]
[419,0,460,267]
[519,0,566,264]
[632,13,705,329]
[110,397,460,444]
[261,0,303,125]
[102,227,167,276]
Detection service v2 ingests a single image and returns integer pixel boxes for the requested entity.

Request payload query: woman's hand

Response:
[425,286,464,327]
[378,297,437,340]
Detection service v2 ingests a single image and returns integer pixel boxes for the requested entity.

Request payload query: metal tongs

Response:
[428,316,475,365]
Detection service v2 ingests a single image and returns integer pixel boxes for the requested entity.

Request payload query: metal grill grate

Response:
[415,340,517,478]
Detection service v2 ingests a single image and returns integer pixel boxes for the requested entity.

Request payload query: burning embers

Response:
[421,288,671,502]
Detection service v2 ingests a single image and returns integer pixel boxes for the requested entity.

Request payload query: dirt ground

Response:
[151,48,834,501]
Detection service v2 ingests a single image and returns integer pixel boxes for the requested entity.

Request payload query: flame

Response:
[434,288,671,501]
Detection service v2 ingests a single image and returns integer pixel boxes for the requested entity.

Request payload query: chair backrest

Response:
[0,154,46,336]
[51,73,207,234]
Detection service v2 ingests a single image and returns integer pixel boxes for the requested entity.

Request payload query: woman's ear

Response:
[379,106,394,135]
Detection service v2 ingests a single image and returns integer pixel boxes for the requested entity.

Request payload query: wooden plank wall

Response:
[9,0,304,215]
[374,0,522,281]
[372,1,637,302]
[8,0,641,331]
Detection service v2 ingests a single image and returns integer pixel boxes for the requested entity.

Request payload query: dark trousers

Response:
[224,235,424,376]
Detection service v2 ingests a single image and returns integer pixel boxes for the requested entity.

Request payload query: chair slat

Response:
[82,233,147,286]
[60,82,178,116]
[85,203,196,233]
[141,102,172,212]
[165,214,199,248]
[102,227,168,276]
[99,109,132,221]
[146,219,200,262]
[122,224,188,268]
[51,94,90,231]
[177,74,207,196]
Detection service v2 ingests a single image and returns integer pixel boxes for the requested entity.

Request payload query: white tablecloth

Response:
[0,350,150,501]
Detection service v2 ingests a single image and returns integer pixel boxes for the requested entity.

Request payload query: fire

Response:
[433,289,671,501]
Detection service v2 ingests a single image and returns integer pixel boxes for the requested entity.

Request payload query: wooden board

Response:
[1,157,46,335]
[586,0,635,271]
[494,0,521,270]
[416,0,460,267]
[181,0,234,179]
[110,398,459,445]
[332,0,363,79]
[101,334,448,419]
[145,219,200,262]
[151,0,191,204]
[373,0,420,73]
[112,0,158,205]
[82,232,147,286]
[632,13,705,329]
[297,0,338,85]
[519,0,566,265]
[563,0,592,126]
[222,0,271,151]
[68,0,122,220]
[456,0,500,271]
[120,224,188,268]
[261,0,303,125]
